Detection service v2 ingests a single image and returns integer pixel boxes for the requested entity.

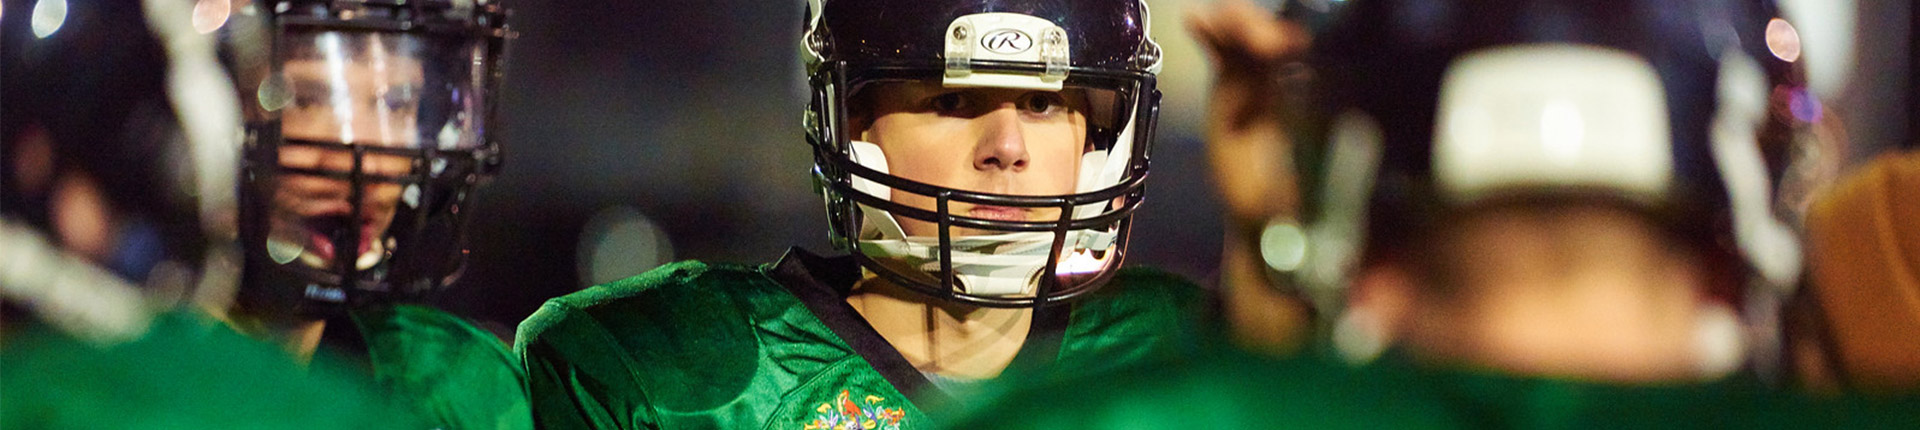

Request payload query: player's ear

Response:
[846,87,879,141]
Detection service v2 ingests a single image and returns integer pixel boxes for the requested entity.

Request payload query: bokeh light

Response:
[576,205,675,288]
[1260,221,1307,272]
[31,0,67,39]
[1765,18,1802,63]
[192,0,231,34]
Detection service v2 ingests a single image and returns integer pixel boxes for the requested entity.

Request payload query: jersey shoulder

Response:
[1092,266,1207,309]
[516,260,785,349]
[514,260,797,413]
[1070,265,1210,332]
[3,310,424,429]
[1038,266,1213,377]
[354,304,531,430]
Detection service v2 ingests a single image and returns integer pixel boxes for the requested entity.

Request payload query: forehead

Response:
[853,80,1083,103]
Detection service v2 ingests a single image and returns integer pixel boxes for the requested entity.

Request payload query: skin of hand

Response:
[1188,0,1314,354]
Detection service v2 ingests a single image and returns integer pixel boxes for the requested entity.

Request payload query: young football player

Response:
[943,0,1908,428]
[0,0,418,427]
[217,1,530,428]
[516,0,1208,428]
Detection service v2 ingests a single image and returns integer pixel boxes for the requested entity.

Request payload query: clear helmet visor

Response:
[255,28,489,289]
[837,78,1146,306]
[264,29,488,150]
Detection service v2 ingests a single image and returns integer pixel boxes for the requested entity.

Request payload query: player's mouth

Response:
[967,205,1031,222]
[303,215,378,263]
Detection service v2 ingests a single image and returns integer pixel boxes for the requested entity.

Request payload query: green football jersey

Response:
[515,248,1208,430]
[350,304,534,430]
[943,347,1920,429]
[0,310,424,429]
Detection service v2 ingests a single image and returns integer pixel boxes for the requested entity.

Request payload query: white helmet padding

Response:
[845,109,1134,296]
[1434,45,1675,205]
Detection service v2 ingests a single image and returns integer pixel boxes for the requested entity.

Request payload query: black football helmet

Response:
[234,0,509,316]
[804,0,1164,308]
[1281,0,1806,371]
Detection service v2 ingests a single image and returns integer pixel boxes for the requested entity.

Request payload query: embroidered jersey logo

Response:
[803,389,905,430]
[980,29,1034,54]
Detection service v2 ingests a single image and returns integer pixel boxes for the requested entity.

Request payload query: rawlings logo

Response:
[980,29,1034,54]
[803,390,905,430]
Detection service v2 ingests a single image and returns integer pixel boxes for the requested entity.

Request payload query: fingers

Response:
[1185,0,1310,72]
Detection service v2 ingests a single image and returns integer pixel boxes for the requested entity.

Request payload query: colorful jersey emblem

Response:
[803,389,906,430]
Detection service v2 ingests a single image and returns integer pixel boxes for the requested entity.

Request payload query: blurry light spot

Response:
[191,0,229,34]
[1764,18,1801,63]
[266,239,302,264]
[31,0,67,39]
[1693,304,1746,379]
[1539,100,1584,164]
[401,184,421,208]
[1332,310,1386,364]
[1260,221,1308,272]
[577,206,674,288]
[257,74,291,111]
[1788,88,1823,123]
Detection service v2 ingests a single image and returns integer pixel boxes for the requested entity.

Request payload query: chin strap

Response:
[844,105,1135,296]
[857,232,1056,296]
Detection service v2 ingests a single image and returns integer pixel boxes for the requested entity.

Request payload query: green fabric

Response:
[0,310,423,429]
[352,304,534,430]
[943,347,1920,429]
[515,259,1206,430]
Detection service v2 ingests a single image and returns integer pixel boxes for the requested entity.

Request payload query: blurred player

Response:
[941,0,1913,428]
[215,0,531,428]
[1,0,422,427]
[1200,0,1808,382]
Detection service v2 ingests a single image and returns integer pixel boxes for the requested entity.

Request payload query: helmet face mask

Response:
[237,0,507,315]
[805,0,1162,308]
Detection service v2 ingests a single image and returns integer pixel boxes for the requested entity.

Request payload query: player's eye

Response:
[928,92,968,114]
[380,85,418,112]
[290,82,330,110]
[1019,92,1067,116]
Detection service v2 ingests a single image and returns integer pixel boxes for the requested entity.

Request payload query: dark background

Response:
[387,0,1913,335]
[1,0,1913,340]
[443,0,1237,334]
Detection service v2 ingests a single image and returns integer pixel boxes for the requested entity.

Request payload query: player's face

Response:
[856,82,1090,237]
[266,45,424,270]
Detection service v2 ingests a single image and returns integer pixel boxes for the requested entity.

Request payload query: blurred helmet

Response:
[1288,0,1803,312]
[234,0,510,316]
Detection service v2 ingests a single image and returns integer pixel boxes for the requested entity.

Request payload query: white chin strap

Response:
[845,107,1136,296]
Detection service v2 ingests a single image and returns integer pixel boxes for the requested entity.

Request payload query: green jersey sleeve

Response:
[352,304,533,430]
[1,310,425,430]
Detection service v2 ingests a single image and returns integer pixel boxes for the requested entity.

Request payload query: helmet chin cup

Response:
[859,232,1053,296]
[845,139,1125,299]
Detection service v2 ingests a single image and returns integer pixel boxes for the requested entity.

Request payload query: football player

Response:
[216,0,531,428]
[515,0,1208,428]
[1195,0,1809,382]
[942,0,1906,428]
[0,0,418,427]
